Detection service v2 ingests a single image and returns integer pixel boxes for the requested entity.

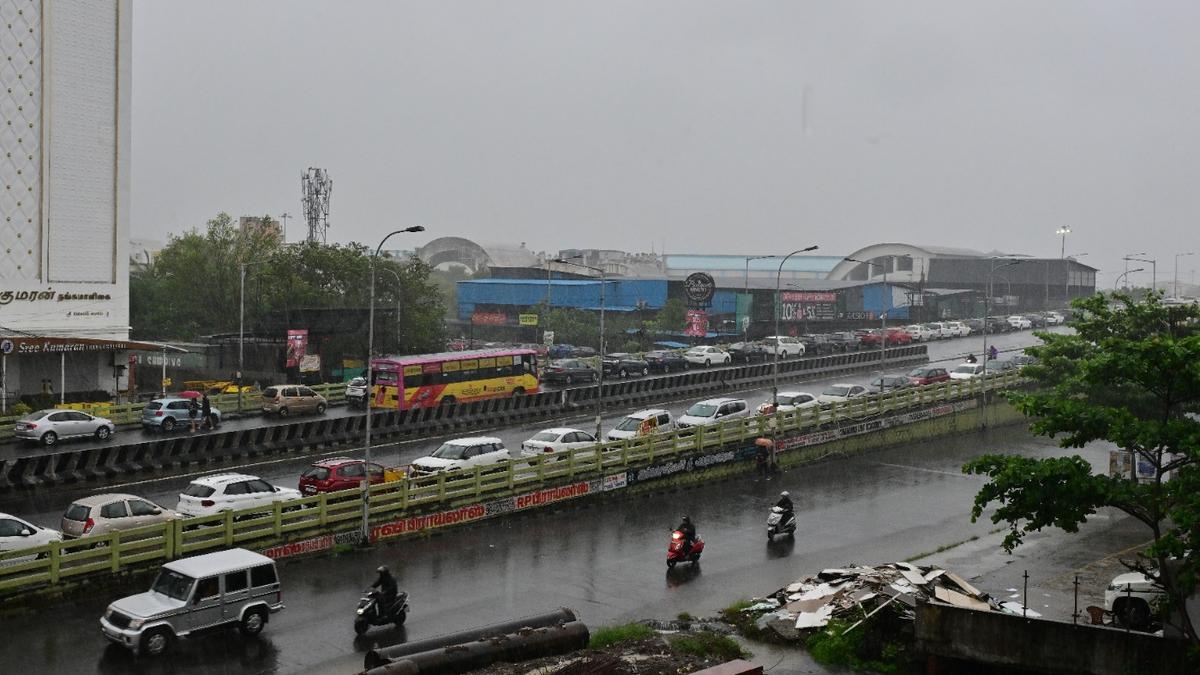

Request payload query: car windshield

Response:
[908,368,927,377]
[530,431,560,442]
[779,395,802,405]
[301,466,330,480]
[823,386,851,397]
[686,403,719,417]
[431,443,469,460]
[182,483,215,498]
[151,569,195,601]
[614,416,646,431]
[953,365,978,374]
[348,378,365,387]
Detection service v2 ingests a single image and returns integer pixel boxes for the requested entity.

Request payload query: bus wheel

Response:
[511,388,525,397]
[440,396,456,407]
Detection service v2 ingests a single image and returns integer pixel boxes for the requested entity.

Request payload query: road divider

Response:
[0,369,1020,599]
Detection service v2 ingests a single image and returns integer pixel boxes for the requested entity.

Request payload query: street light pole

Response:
[1125,256,1157,295]
[773,246,819,409]
[1124,252,1146,291]
[554,257,606,440]
[983,259,1022,377]
[238,261,266,413]
[1175,253,1194,298]
[1115,268,1144,291]
[743,255,775,341]
[1056,226,1071,259]
[361,226,425,544]
[378,267,404,352]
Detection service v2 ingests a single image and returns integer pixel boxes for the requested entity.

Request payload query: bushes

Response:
[589,622,654,649]
[669,631,747,661]
[805,619,906,673]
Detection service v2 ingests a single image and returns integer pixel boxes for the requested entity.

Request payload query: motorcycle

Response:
[666,530,704,568]
[766,506,796,540]
[354,588,409,635]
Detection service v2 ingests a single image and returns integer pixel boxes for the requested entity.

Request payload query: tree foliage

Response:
[131,212,445,356]
[963,292,1200,641]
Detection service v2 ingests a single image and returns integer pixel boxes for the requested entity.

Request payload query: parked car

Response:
[262,385,327,417]
[141,397,222,434]
[677,397,750,428]
[907,366,951,386]
[15,409,116,446]
[569,346,598,358]
[602,353,650,378]
[60,494,178,539]
[1007,315,1033,330]
[903,324,934,342]
[798,334,837,355]
[1009,353,1038,367]
[683,346,731,367]
[607,408,676,441]
[988,359,1018,373]
[868,375,913,393]
[521,427,598,455]
[1105,570,1165,630]
[825,332,861,352]
[407,437,530,477]
[963,318,986,334]
[727,341,770,363]
[860,328,912,347]
[299,458,387,495]
[761,335,806,358]
[176,473,302,517]
[643,350,690,373]
[756,391,819,415]
[345,377,368,409]
[542,359,598,385]
[1044,311,1066,326]
[924,322,952,340]
[546,344,575,359]
[944,321,971,337]
[984,316,1012,334]
[817,383,870,404]
[949,363,986,380]
[1024,314,1048,329]
[100,548,284,656]
[0,512,61,563]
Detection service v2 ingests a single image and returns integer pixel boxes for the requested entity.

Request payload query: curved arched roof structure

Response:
[826,242,987,283]
[414,237,495,274]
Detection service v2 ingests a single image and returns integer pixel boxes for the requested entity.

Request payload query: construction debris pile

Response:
[745,562,1037,641]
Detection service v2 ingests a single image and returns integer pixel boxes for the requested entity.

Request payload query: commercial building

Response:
[0,1,150,410]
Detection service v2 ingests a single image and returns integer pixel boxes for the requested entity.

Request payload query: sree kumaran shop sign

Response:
[780,291,837,322]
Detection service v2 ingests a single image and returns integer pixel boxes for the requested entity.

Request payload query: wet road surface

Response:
[1,424,1105,675]
[0,329,1053,532]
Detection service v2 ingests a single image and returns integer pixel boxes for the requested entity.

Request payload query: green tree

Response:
[963,293,1200,642]
[656,298,687,332]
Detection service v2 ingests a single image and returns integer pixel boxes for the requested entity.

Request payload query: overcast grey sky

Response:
[131,1,1200,286]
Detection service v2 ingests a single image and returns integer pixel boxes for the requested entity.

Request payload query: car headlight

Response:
[128,618,145,629]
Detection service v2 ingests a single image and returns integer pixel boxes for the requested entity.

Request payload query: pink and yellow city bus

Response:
[369,349,540,410]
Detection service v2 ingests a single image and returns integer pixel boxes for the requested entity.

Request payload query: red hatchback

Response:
[907,366,951,386]
[299,458,387,495]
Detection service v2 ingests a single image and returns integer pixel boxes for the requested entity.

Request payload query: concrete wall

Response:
[916,601,1191,675]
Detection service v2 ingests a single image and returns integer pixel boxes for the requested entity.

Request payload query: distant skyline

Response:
[131,1,1200,287]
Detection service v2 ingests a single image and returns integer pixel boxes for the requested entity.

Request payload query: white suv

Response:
[408,436,529,477]
[607,408,676,441]
[944,321,970,337]
[176,474,302,517]
[903,325,933,342]
[1007,315,1033,329]
[677,398,750,428]
[1105,571,1164,629]
[761,336,806,358]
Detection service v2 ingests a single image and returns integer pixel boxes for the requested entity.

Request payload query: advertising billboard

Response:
[286,329,308,368]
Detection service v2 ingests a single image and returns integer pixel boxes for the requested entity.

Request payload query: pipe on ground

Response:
[365,622,590,675]
[364,607,578,669]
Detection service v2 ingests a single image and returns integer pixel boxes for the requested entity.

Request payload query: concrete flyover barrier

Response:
[0,346,927,492]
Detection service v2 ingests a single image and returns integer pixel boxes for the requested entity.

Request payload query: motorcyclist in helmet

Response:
[371,565,398,609]
[677,516,697,555]
[965,353,978,364]
[775,491,794,515]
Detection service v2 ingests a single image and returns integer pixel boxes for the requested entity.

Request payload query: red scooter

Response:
[666,530,704,568]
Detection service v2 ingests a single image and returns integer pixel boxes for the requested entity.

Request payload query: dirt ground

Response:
[473,636,731,675]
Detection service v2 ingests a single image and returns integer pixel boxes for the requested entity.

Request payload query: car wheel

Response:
[704,359,711,367]
[161,418,176,433]
[240,608,267,636]
[620,368,629,378]
[641,367,648,376]
[354,617,369,635]
[41,431,58,447]
[667,560,677,569]
[590,372,599,382]
[441,396,456,407]
[316,403,326,415]
[208,414,220,429]
[723,357,730,364]
[395,610,407,626]
[140,627,173,656]
[1117,599,1152,630]
[277,407,289,418]
[95,426,111,441]
[565,375,574,385]
[511,387,525,397]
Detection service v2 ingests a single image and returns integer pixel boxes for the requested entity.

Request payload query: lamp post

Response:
[378,267,404,352]
[1175,253,1194,298]
[1124,252,1146,291]
[983,258,1023,377]
[772,246,819,409]
[1125,256,1157,295]
[554,257,606,440]
[1063,253,1087,301]
[1056,226,1071,259]
[743,255,775,341]
[238,261,267,413]
[1115,268,1144,290]
[361,225,425,544]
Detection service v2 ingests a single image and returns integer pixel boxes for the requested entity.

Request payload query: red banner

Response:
[781,291,837,303]
[285,329,308,368]
[471,311,508,326]
[684,309,708,337]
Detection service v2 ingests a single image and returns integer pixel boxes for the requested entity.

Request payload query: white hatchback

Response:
[176,474,302,517]
[677,398,750,428]
[0,512,61,564]
[949,363,986,380]
[757,391,820,415]
[408,436,531,477]
[683,346,731,367]
[944,321,971,337]
[521,428,598,455]
[817,384,870,404]
[903,325,933,342]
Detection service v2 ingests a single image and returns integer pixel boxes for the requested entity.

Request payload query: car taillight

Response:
[201,500,215,507]
[24,422,36,429]
[83,518,95,534]
[155,411,163,417]
[544,447,553,453]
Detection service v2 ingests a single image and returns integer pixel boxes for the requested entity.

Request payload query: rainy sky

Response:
[131,1,1200,287]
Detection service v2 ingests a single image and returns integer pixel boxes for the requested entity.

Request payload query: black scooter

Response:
[355,589,409,635]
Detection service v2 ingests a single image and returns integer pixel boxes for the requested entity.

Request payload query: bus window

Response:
[522,354,536,376]
[373,371,398,386]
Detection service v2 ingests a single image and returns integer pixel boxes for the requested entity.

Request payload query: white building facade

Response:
[0,0,134,407]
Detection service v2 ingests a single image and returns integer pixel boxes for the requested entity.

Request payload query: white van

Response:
[761,336,806,359]
[607,408,676,441]
[677,398,750,428]
[100,548,284,656]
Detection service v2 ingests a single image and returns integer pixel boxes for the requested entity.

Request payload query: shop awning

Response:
[0,336,189,357]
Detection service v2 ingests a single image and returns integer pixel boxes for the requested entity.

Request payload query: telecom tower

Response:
[301,168,332,244]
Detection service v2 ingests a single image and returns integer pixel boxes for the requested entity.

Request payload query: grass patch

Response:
[669,631,747,662]
[806,619,903,674]
[677,612,694,621]
[720,599,754,621]
[589,622,655,649]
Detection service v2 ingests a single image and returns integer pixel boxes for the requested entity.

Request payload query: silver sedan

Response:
[13,409,116,446]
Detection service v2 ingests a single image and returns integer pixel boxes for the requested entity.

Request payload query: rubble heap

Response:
[745,561,1036,641]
